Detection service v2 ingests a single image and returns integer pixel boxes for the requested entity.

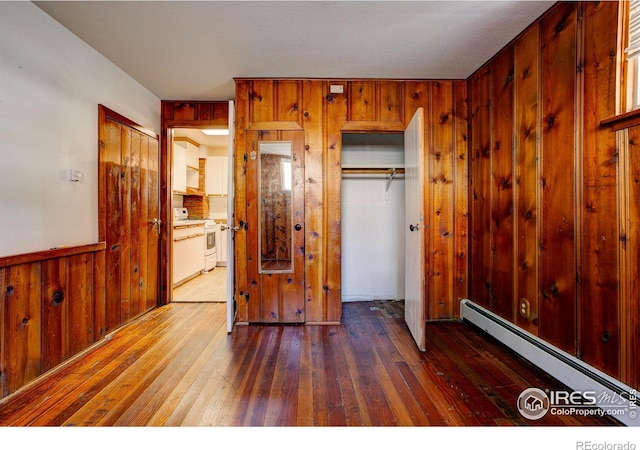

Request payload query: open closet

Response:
[341,133,406,302]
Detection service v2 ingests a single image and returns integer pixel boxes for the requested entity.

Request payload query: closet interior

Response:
[341,133,406,303]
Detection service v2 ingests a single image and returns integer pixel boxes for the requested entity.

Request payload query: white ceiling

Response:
[35,0,555,101]
[173,127,229,149]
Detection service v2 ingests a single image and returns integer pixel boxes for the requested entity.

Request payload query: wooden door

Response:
[245,130,305,323]
[404,108,426,351]
[99,105,160,332]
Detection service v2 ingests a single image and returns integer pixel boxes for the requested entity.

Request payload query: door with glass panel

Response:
[245,130,305,322]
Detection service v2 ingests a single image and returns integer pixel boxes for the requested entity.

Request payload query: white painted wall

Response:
[0,2,160,257]
[341,134,405,302]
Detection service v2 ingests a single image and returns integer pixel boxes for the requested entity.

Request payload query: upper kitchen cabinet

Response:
[205,156,228,196]
[173,142,187,194]
[174,137,201,193]
[179,137,201,189]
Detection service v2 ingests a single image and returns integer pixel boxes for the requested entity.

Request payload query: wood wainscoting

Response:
[0,301,619,426]
[0,243,106,398]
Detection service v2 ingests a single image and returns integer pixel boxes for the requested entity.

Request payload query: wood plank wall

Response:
[468,1,639,387]
[0,244,106,398]
[234,79,468,324]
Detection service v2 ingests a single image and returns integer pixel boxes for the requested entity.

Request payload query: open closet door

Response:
[226,100,235,333]
[404,108,426,351]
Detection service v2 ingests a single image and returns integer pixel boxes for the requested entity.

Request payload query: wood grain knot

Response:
[52,290,64,305]
[547,115,555,129]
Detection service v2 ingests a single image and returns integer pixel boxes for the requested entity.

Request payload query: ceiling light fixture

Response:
[202,129,229,136]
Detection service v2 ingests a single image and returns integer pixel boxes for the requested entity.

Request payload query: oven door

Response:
[206,229,216,253]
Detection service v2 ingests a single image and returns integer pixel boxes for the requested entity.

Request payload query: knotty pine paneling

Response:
[348,80,376,121]
[453,83,469,306]
[231,85,250,320]
[469,66,493,310]
[250,80,276,124]
[514,25,540,335]
[322,81,347,323]
[2,263,41,396]
[302,80,331,323]
[580,0,621,377]
[245,80,304,128]
[538,1,578,354]
[378,81,404,123]
[235,79,468,323]
[347,80,404,124]
[42,254,95,372]
[162,101,229,127]
[468,1,631,382]
[274,80,303,123]
[626,125,640,389]
[0,244,106,398]
[490,47,516,322]
[430,82,457,319]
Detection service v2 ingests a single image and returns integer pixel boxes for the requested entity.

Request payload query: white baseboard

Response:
[460,299,638,427]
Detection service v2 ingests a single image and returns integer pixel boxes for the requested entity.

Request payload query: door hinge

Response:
[243,153,248,163]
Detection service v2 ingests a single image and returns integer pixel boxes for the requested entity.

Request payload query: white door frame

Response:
[226,100,235,333]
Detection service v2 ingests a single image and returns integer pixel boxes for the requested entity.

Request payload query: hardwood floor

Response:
[0,301,619,427]
[172,266,226,302]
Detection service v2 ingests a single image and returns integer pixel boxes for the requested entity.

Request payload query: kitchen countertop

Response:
[173,219,206,226]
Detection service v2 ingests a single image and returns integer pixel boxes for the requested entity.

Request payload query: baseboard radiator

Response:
[460,299,638,427]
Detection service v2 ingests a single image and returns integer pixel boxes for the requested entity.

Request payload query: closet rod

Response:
[341,168,405,175]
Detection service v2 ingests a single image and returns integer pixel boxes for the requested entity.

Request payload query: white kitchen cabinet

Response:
[174,138,201,191]
[185,141,199,168]
[185,141,200,189]
[173,143,187,193]
[173,223,205,285]
[205,156,228,196]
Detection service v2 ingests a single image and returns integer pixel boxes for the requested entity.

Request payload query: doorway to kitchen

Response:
[170,127,229,303]
[160,100,236,333]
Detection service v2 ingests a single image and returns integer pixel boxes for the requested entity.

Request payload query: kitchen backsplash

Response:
[183,195,207,219]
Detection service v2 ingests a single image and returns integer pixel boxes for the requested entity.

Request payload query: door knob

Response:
[150,218,162,235]
[409,224,420,232]
[294,223,302,231]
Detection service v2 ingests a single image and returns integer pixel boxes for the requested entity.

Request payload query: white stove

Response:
[204,219,217,271]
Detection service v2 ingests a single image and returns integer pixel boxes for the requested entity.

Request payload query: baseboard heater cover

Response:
[460,299,638,427]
